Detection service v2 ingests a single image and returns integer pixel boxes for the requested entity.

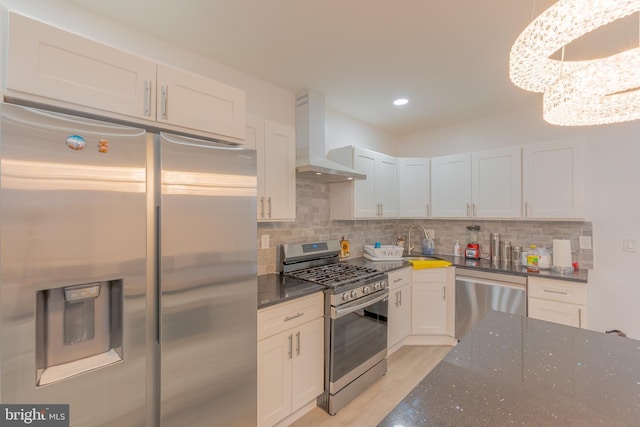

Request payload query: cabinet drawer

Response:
[411,267,448,283]
[258,293,323,341]
[528,277,587,305]
[388,267,411,290]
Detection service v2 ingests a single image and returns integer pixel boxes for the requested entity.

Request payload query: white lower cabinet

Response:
[387,267,412,351]
[257,293,324,427]
[528,277,588,328]
[411,268,455,337]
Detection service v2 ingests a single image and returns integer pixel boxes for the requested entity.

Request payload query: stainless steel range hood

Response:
[295,91,366,182]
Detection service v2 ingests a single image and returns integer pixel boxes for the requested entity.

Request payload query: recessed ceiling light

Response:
[393,98,409,106]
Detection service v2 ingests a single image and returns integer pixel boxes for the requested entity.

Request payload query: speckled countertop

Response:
[258,253,587,309]
[379,311,639,426]
[257,273,325,309]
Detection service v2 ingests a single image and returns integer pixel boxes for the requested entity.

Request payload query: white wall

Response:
[325,108,398,155]
[399,104,640,339]
[0,0,295,126]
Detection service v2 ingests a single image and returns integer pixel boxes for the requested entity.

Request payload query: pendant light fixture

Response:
[509,0,640,126]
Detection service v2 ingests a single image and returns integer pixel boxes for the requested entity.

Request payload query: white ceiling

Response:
[66,0,639,135]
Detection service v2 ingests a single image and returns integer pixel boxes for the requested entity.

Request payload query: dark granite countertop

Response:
[379,311,640,427]
[342,253,588,283]
[257,273,325,309]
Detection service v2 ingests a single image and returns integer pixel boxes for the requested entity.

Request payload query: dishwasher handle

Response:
[456,275,526,290]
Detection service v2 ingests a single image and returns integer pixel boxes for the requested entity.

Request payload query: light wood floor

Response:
[290,345,452,427]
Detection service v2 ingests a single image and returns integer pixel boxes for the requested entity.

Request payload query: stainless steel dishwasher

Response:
[455,269,526,340]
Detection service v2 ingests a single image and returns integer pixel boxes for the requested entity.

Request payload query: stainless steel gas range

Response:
[280,240,389,415]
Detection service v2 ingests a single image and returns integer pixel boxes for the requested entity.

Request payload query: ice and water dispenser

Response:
[36,280,123,386]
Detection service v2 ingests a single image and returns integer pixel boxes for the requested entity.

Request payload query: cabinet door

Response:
[376,154,398,218]
[472,147,521,218]
[263,121,296,221]
[412,281,448,335]
[398,158,431,218]
[529,298,587,328]
[353,148,378,218]
[291,318,324,411]
[431,154,472,217]
[248,116,267,219]
[6,12,156,121]
[388,283,412,348]
[522,138,585,218]
[257,331,293,427]
[157,64,245,139]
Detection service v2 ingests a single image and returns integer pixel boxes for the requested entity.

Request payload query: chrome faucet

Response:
[407,224,429,253]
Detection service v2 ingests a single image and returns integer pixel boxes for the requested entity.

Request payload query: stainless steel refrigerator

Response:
[0,103,257,426]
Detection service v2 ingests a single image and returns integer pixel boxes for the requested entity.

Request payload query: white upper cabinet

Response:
[472,146,522,218]
[156,64,245,139]
[431,148,521,218]
[398,157,431,218]
[329,146,398,219]
[522,138,585,219]
[5,12,157,122]
[248,116,296,221]
[430,153,472,217]
[4,12,245,141]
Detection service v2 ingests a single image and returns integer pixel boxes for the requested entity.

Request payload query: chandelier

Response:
[509,0,640,126]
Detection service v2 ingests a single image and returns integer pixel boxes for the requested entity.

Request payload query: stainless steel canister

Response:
[490,233,500,262]
[499,241,511,264]
[511,246,522,266]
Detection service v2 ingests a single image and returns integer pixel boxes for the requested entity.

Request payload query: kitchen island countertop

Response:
[379,310,639,426]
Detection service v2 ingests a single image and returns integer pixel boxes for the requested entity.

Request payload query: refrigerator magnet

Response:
[66,135,86,150]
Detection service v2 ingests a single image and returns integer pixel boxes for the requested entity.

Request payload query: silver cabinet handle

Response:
[578,308,583,328]
[288,334,292,360]
[393,277,403,283]
[260,197,264,218]
[524,201,530,218]
[296,331,300,356]
[161,85,168,119]
[443,286,446,301]
[380,203,383,216]
[466,203,471,217]
[144,80,152,116]
[395,290,400,307]
[399,289,402,306]
[542,289,569,296]
[284,312,304,321]
[426,203,431,217]
[473,203,477,217]
[268,197,272,218]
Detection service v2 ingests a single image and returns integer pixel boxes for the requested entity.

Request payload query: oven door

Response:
[329,290,388,393]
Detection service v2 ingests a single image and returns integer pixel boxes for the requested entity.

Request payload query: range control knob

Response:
[350,290,358,299]
[363,286,371,294]
[342,293,350,302]
[380,280,388,289]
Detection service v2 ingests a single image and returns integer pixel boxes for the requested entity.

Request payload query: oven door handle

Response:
[332,291,389,319]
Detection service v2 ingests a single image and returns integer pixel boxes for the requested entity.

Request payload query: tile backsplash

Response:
[257,178,593,275]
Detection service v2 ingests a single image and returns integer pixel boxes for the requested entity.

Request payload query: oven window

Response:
[330,297,387,383]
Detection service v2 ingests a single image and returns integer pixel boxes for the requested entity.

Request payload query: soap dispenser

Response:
[453,240,462,257]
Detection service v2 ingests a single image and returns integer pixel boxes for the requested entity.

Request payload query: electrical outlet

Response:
[579,236,592,250]
[425,229,435,239]
[261,234,270,249]
[623,238,637,252]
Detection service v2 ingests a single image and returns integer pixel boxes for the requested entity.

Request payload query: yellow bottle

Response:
[340,236,350,258]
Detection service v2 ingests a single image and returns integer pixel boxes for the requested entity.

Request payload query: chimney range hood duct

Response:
[295,91,366,182]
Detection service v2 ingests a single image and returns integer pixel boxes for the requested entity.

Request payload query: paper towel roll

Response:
[553,239,572,267]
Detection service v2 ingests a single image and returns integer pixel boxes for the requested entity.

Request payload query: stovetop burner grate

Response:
[287,263,381,287]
